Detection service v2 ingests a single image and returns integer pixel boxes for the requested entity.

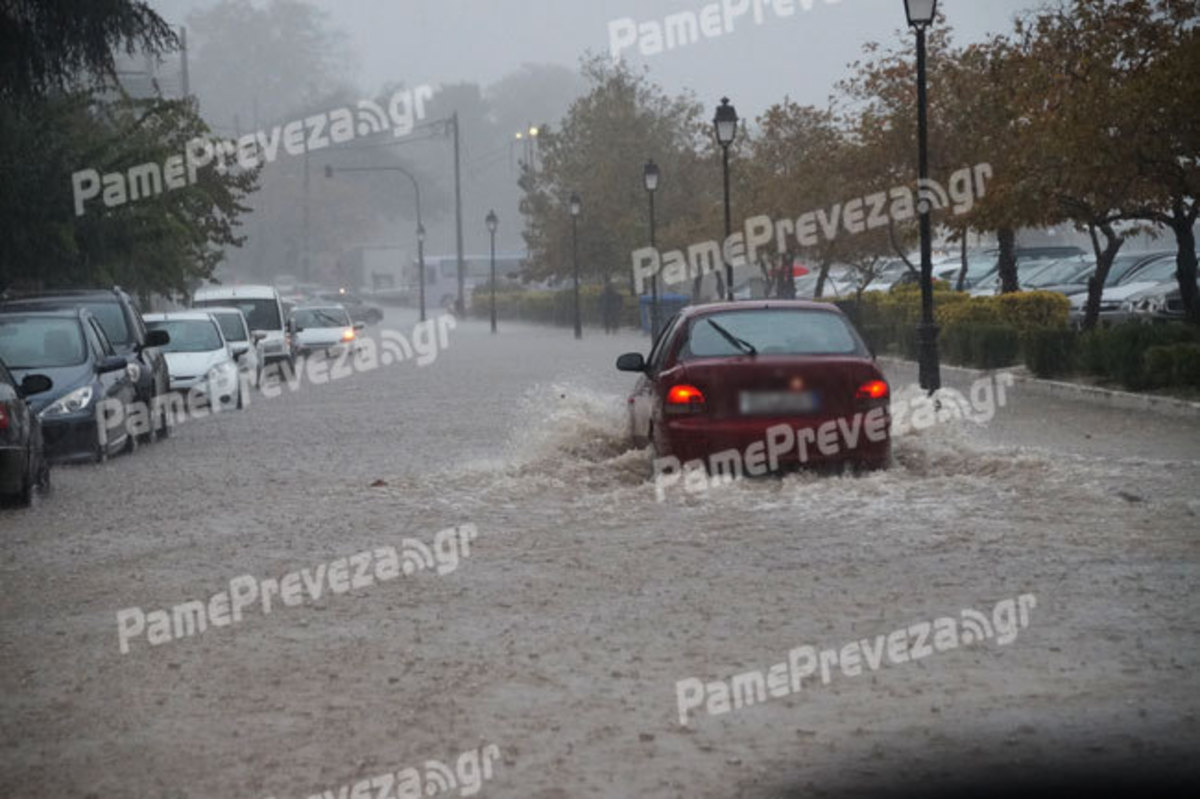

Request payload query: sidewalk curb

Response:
[877,356,1200,419]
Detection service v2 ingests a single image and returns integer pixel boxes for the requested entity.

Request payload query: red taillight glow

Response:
[0,404,9,431]
[855,380,889,401]
[665,384,706,415]
[666,384,705,406]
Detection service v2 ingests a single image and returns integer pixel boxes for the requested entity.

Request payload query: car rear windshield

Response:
[80,301,131,347]
[210,312,248,342]
[194,298,281,331]
[680,309,865,359]
[0,317,87,368]
[147,319,223,353]
[293,307,350,328]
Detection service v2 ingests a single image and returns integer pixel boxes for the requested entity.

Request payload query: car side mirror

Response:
[145,329,170,347]
[99,355,128,373]
[19,374,52,396]
[616,352,646,372]
[353,322,365,331]
[252,331,267,342]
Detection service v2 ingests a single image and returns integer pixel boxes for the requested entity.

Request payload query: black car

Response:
[0,287,171,442]
[0,309,139,464]
[0,357,52,507]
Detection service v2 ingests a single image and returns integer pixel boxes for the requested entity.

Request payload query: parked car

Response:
[144,312,244,410]
[202,306,265,386]
[315,290,384,325]
[0,287,171,442]
[616,301,890,473]
[1068,253,1186,325]
[287,304,363,357]
[0,308,138,463]
[0,357,52,507]
[191,285,291,369]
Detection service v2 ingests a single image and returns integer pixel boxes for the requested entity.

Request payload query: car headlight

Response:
[39,385,94,418]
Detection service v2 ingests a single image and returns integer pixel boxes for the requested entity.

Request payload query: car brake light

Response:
[0,404,8,431]
[855,379,889,402]
[342,328,356,342]
[665,384,706,414]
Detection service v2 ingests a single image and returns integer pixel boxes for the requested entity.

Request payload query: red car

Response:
[617,301,891,475]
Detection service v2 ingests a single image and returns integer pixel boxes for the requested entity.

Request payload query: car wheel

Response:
[92,423,109,464]
[235,383,244,410]
[155,385,171,440]
[36,459,50,493]
[137,391,155,445]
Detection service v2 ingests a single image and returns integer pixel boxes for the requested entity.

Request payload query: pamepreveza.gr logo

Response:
[675,593,1037,726]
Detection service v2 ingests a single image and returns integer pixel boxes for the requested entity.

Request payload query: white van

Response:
[191,285,291,368]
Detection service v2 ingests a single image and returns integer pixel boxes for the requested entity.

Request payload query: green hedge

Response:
[847,287,1198,390]
[470,284,642,329]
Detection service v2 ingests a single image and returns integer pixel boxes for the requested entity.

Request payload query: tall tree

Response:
[0,0,176,102]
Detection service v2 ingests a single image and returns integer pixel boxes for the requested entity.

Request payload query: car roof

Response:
[193,285,280,300]
[293,303,347,311]
[143,311,220,322]
[196,305,247,316]
[676,300,847,320]
[0,307,89,320]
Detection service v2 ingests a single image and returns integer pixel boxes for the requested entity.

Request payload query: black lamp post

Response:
[643,159,661,338]
[570,193,582,340]
[905,0,941,393]
[325,163,425,322]
[486,209,498,334]
[713,97,739,302]
[416,223,426,323]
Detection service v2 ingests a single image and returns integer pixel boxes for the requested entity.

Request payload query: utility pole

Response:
[179,26,190,100]
[303,146,311,282]
[452,112,465,315]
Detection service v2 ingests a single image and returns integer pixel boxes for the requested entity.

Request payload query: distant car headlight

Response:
[39,385,94,418]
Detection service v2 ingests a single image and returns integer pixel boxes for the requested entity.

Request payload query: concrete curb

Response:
[877,356,1200,419]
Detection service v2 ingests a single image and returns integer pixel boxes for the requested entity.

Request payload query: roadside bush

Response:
[1144,343,1200,389]
[996,291,1071,329]
[1076,322,1200,389]
[1022,326,1077,378]
[971,324,1021,369]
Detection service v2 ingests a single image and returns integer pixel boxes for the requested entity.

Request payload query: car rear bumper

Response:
[40,413,99,463]
[660,408,891,470]
[0,447,28,492]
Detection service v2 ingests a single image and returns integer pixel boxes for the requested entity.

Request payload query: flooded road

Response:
[2,307,1198,798]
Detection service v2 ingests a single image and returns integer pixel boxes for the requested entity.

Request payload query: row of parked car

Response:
[0,284,370,507]
[800,247,1197,326]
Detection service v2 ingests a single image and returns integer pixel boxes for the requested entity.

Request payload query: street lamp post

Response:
[643,159,661,338]
[713,97,739,302]
[570,193,582,340]
[325,163,425,322]
[416,223,426,323]
[486,210,498,334]
[905,0,941,393]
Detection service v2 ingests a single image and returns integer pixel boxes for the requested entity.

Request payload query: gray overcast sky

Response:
[152,0,1043,115]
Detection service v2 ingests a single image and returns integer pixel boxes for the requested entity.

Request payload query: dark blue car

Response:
[0,309,139,464]
[0,357,52,506]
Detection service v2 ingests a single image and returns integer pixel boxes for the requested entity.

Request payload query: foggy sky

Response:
[151,0,1039,115]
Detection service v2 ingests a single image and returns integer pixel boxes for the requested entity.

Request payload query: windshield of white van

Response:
[194,299,280,332]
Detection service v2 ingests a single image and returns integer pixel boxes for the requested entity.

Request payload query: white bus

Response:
[414,254,526,309]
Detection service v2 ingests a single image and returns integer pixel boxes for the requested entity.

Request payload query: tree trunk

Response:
[814,254,834,299]
[1168,203,1200,325]
[997,228,1019,293]
[1081,221,1125,331]
[955,232,968,292]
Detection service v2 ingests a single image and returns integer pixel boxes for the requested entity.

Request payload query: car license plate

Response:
[739,390,818,415]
